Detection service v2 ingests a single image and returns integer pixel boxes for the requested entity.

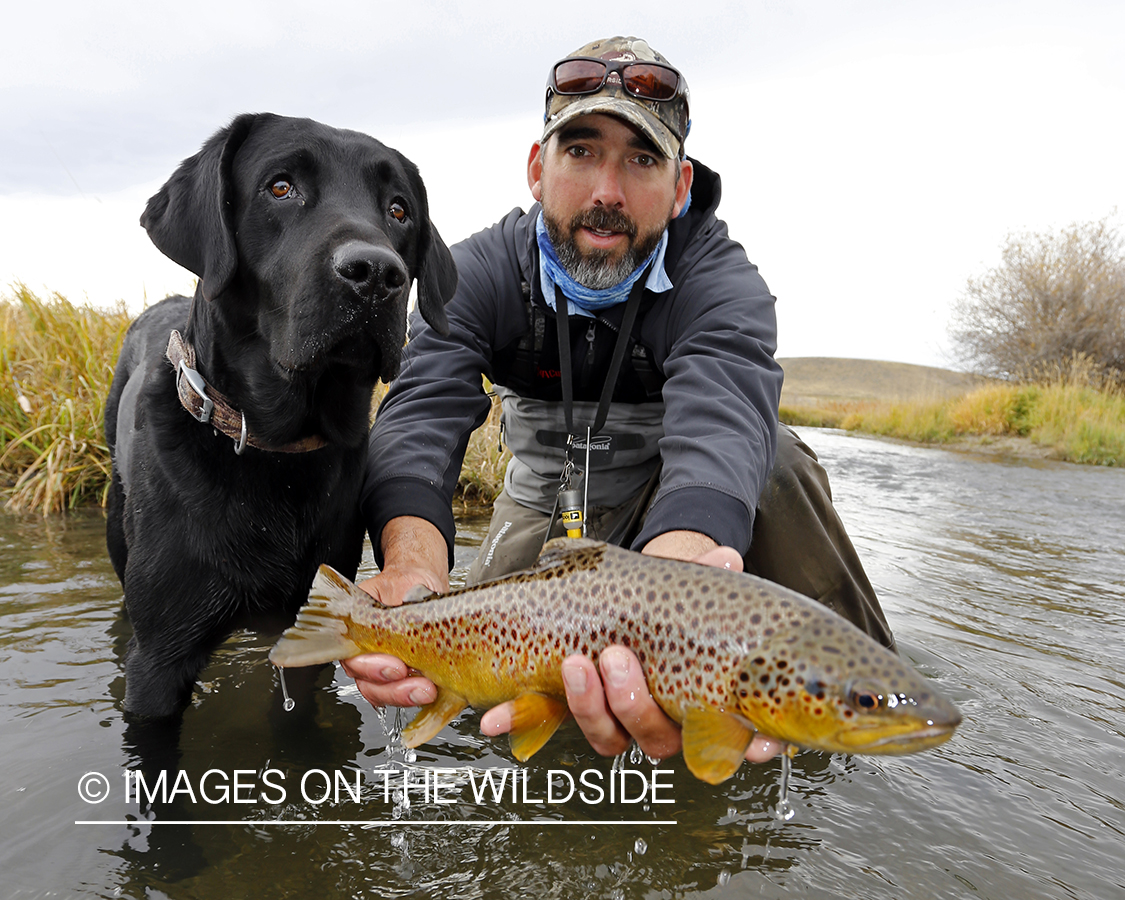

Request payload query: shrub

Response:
[950,215,1125,387]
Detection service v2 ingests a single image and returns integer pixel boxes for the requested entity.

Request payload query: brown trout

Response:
[270,538,960,783]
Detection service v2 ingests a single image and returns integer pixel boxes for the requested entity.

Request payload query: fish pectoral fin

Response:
[268,566,364,668]
[401,688,469,748]
[681,707,755,785]
[507,693,571,762]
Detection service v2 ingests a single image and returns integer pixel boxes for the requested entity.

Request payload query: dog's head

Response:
[141,114,457,388]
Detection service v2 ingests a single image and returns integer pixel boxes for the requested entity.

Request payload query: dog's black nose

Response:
[332,242,408,298]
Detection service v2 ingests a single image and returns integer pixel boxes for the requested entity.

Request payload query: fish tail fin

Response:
[268,565,365,667]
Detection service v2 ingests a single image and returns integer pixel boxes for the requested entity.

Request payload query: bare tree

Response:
[950,215,1125,386]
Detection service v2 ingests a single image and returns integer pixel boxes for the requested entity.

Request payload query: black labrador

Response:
[105,113,457,718]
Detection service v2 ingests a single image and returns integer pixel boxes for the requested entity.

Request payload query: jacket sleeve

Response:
[632,217,783,555]
[360,210,526,568]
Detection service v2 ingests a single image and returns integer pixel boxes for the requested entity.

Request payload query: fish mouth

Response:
[834,721,959,755]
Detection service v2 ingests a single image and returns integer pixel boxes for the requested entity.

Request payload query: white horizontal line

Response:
[76,819,677,827]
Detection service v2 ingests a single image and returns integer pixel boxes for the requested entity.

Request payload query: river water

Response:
[1,429,1122,899]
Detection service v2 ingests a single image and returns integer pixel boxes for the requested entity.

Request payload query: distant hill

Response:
[778,357,985,406]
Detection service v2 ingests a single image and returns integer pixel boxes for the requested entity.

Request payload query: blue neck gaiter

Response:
[536,213,665,313]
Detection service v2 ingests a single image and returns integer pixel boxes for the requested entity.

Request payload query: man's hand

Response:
[340,516,447,710]
[480,537,785,765]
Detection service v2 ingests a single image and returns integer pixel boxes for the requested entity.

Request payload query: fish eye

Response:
[849,687,884,711]
[389,200,408,222]
[270,179,295,199]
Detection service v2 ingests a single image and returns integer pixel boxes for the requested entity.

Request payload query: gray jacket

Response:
[361,160,783,567]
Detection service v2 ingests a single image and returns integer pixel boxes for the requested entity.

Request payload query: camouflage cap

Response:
[542,36,691,160]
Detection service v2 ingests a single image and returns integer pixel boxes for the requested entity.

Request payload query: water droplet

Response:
[634,838,648,855]
[772,752,796,821]
[277,668,295,712]
[717,870,731,886]
[629,741,643,765]
[404,748,417,764]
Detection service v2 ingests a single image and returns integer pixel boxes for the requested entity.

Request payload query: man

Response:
[344,37,894,765]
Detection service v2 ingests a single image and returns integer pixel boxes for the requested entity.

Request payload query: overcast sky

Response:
[3,0,1123,368]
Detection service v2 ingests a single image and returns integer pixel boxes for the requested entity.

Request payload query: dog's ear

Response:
[140,114,261,302]
[416,222,457,336]
[400,155,458,336]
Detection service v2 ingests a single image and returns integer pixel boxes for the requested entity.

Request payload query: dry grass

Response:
[3,298,1120,520]
[782,357,1124,466]
[368,379,508,514]
[1,286,132,513]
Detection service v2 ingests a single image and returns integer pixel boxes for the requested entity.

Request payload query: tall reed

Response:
[1,286,132,513]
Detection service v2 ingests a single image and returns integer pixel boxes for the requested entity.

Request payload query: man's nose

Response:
[590,161,626,209]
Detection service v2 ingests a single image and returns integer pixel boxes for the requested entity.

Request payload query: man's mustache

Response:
[571,207,638,239]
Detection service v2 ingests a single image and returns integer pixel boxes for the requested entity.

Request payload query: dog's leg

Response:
[105,470,128,584]
[123,635,215,719]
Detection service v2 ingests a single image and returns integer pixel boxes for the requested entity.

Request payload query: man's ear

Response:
[139,113,265,302]
[671,158,694,219]
[401,153,457,335]
[527,141,544,202]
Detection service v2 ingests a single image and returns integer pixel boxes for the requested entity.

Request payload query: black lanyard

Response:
[545,269,650,543]
[554,265,650,441]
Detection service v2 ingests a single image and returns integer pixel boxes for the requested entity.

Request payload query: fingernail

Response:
[380,666,400,682]
[562,664,587,695]
[408,688,431,705]
[603,648,629,688]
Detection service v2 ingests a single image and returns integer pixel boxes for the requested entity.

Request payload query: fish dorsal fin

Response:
[268,565,365,667]
[401,688,469,748]
[681,706,755,785]
[507,693,571,762]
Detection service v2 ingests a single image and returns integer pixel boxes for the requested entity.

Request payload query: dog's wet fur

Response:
[105,113,457,718]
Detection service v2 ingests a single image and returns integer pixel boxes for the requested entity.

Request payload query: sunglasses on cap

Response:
[549,57,684,103]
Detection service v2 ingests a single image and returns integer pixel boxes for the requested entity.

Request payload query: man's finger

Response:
[340,654,436,708]
[597,647,682,760]
[560,654,632,756]
[746,734,784,763]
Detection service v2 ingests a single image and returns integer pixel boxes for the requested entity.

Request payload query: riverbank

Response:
[2,290,1121,513]
[778,357,1124,466]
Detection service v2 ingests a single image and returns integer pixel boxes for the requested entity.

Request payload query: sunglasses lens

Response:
[553,60,608,94]
[622,64,679,101]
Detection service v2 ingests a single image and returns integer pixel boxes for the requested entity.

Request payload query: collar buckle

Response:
[177,360,214,424]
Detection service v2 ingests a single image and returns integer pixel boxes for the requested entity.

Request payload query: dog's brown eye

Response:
[271,180,293,199]
[389,202,407,222]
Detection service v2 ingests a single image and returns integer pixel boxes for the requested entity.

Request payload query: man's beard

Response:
[545,206,666,290]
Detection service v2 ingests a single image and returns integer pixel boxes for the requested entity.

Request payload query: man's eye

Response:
[566,146,589,158]
[390,202,407,222]
[634,154,656,167]
[270,179,294,199]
